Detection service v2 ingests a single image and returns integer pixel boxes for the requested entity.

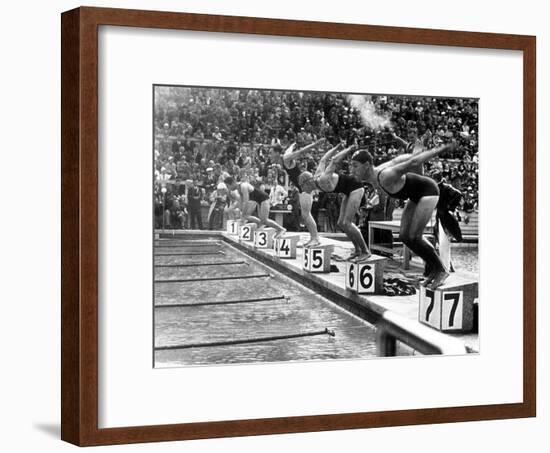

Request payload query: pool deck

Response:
[156,229,479,353]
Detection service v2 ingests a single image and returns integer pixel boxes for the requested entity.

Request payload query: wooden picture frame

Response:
[61,6,536,446]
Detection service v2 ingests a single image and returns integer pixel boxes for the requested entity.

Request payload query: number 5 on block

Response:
[303,245,332,273]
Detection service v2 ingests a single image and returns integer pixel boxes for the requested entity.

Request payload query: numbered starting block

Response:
[345,255,387,295]
[239,223,257,242]
[154,233,160,240]
[303,244,333,273]
[274,235,300,259]
[226,219,243,235]
[418,275,478,333]
[254,228,276,249]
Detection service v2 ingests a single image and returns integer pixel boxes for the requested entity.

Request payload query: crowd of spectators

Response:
[154,87,479,230]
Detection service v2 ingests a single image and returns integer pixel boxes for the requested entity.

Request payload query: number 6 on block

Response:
[346,262,375,294]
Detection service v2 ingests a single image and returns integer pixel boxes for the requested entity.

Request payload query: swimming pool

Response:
[154,237,382,367]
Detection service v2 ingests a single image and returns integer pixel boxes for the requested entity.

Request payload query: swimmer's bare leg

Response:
[258,200,286,237]
[299,192,320,246]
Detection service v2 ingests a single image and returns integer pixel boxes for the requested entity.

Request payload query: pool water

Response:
[449,245,478,274]
[154,238,380,367]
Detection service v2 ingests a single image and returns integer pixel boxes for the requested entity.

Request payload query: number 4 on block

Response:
[274,236,299,259]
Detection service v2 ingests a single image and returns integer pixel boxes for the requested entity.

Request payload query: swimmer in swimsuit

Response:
[298,143,371,262]
[349,141,460,289]
[224,177,286,238]
[224,186,241,221]
[269,139,326,247]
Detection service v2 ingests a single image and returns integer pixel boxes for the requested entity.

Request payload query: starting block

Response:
[255,228,276,249]
[239,223,257,242]
[274,235,300,259]
[345,255,388,295]
[154,233,160,240]
[418,274,478,333]
[303,244,333,273]
[226,219,243,235]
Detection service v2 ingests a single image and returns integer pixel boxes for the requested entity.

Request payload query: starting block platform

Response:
[345,255,388,295]
[303,244,333,273]
[219,230,479,353]
[274,235,300,259]
[419,274,477,333]
[254,227,276,249]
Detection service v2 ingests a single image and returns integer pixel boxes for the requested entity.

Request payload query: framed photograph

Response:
[61,6,536,446]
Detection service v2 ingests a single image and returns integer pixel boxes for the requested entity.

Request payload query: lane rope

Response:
[154,273,271,283]
[155,243,221,248]
[154,251,225,257]
[155,295,288,308]
[154,328,335,351]
[155,261,246,268]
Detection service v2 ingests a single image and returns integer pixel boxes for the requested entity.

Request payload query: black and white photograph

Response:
[153,86,479,367]
[3,0,543,450]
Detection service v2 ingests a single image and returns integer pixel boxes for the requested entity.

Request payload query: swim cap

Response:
[298,171,314,188]
[351,149,373,165]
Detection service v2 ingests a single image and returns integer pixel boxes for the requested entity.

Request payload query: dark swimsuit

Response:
[377,170,439,203]
[333,174,364,197]
[283,160,302,191]
[248,186,270,204]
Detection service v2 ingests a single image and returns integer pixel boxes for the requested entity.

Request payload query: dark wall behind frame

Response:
[61,6,536,446]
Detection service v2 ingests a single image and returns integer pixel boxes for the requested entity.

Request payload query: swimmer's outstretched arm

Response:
[283,138,326,163]
[318,142,343,166]
[387,142,457,177]
[390,132,410,149]
[330,144,357,165]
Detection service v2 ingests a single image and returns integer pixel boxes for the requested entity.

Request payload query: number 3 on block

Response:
[256,231,267,247]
